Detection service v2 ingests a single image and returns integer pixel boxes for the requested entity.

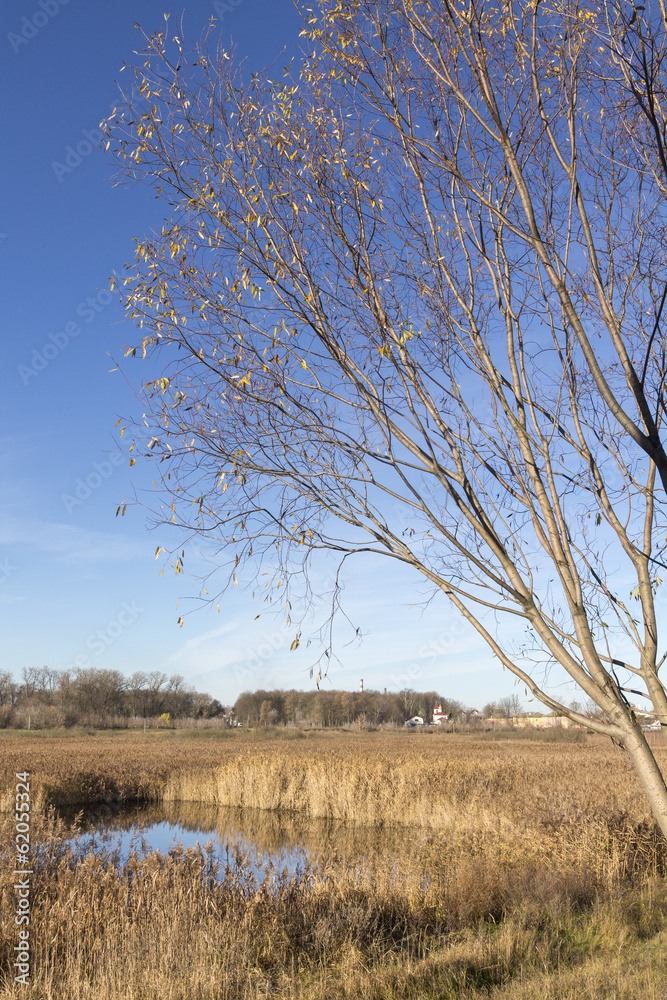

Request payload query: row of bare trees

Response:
[1,670,472,729]
[0,668,224,728]
[233,688,465,727]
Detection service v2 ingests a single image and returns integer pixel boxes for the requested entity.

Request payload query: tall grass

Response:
[163,734,665,834]
[2,732,667,997]
[2,807,667,999]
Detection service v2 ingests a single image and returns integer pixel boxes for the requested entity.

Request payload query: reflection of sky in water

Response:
[58,802,424,891]
[66,819,312,884]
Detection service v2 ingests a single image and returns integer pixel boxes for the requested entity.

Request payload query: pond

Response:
[57,800,423,886]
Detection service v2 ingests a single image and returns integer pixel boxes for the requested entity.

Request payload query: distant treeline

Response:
[232,688,467,728]
[0,667,225,729]
[2,667,482,731]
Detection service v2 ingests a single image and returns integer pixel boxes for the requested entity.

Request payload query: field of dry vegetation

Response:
[2,729,667,998]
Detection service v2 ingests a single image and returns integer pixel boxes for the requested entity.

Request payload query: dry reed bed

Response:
[0,734,667,1000]
[163,735,667,835]
[0,732,240,812]
[1,730,663,834]
[1,808,667,999]
[3,732,666,890]
[2,733,667,997]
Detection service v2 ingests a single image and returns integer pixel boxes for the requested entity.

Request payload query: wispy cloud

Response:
[0,515,145,563]
[158,622,239,669]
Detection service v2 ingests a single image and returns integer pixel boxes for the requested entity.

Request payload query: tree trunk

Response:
[645,671,667,728]
[621,725,667,840]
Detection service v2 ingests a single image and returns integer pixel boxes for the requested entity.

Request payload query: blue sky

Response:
[0,0,544,709]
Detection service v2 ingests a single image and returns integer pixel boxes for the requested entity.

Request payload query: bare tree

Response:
[55,671,72,714]
[398,689,417,721]
[103,2,667,836]
[73,668,126,721]
[0,672,16,707]
[127,671,148,717]
[21,667,38,700]
[498,696,523,721]
[144,671,169,717]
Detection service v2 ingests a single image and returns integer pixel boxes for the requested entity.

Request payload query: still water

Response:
[58,801,421,885]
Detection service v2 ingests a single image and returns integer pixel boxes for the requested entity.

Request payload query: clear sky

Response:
[0,0,549,710]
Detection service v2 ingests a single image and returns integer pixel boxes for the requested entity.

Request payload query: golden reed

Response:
[1,731,667,997]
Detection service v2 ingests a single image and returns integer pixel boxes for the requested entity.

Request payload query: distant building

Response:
[432,704,449,725]
[484,713,582,729]
[512,714,572,729]
[405,716,424,727]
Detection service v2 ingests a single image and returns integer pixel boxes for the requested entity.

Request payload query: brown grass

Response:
[2,730,667,997]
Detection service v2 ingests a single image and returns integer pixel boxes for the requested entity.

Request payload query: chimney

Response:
[360,678,364,693]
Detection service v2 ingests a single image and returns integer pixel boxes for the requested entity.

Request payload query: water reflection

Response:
[59,801,421,884]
